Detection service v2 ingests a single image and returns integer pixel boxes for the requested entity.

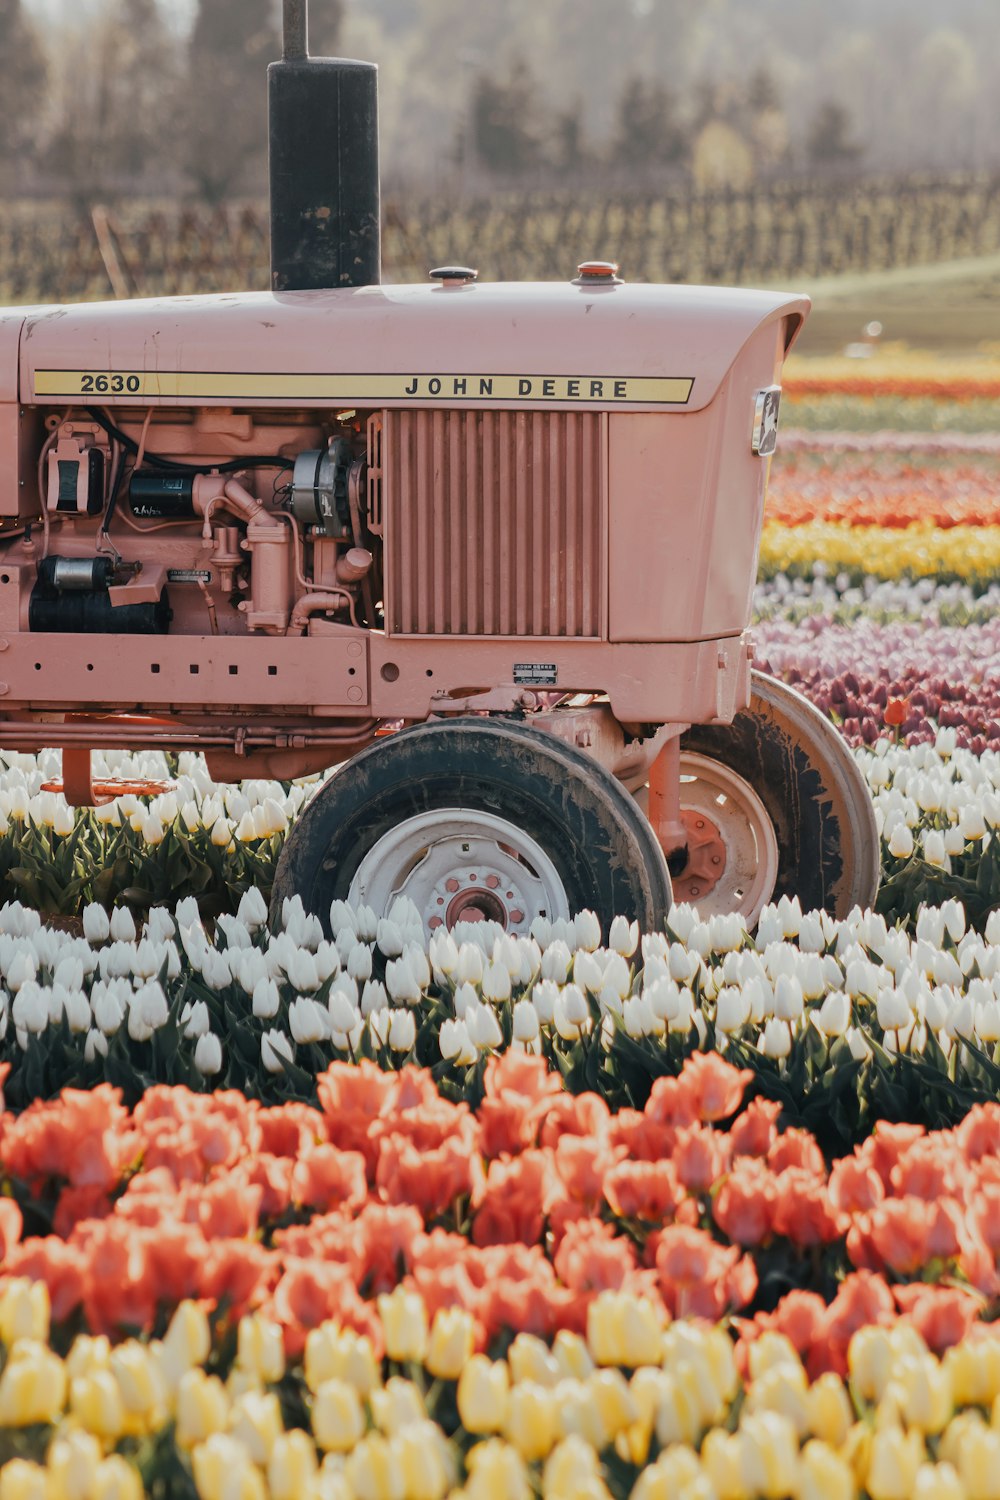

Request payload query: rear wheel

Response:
[271,717,672,936]
[674,671,880,921]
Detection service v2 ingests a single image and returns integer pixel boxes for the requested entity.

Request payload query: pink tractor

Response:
[0,3,878,935]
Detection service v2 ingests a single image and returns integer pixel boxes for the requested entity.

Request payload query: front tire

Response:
[271,717,672,936]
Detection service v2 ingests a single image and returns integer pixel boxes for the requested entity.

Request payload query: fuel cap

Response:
[430,266,479,287]
[573,260,622,285]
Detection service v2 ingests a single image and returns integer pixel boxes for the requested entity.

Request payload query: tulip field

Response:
[0,350,998,1498]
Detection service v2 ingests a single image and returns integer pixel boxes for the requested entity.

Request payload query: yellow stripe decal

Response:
[33,370,695,404]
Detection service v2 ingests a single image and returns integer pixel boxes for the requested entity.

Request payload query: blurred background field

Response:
[3,0,999,356]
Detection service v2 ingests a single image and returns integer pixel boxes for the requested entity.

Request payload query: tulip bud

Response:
[0,1340,67,1424]
[761,1016,792,1058]
[815,989,851,1037]
[109,905,136,943]
[312,1378,365,1452]
[261,1029,294,1073]
[439,1016,476,1065]
[457,1354,509,1433]
[574,910,602,951]
[511,998,540,1044]
[387,1008,416,1053]
[70,1370,126,1440]
[482,958,512,1003]
[378,1287,428,1363]
[887,822,914,859]
[0,1280,50,1347]
[289,995,328,1044]
[609,914,639,957]
[376,918,404,958]
[193,1032,223,1076]
[0,1462,48,1500]
[469,1002,502,1049]
[425,1307,475,1380]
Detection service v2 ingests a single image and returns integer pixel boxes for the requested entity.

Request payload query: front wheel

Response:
[271,717,672,937]
[674,671,880,921]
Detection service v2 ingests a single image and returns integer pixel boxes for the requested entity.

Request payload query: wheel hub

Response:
[348,808,568,936]
[670,808,727,906]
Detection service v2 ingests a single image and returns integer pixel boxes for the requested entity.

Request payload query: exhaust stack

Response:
[268,0,381,292]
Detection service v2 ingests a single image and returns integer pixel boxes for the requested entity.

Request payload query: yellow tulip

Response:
[92,1456,144,1500]
[889,1354,953,1435]
[305,1323,380,1397]
[424,1307,475,1381]
[805,1372,854,1449]
[0,1280,50,1347]
[508,1333,560,1389]
[848,1325,896,1403]
[392,1422,452,1500]
[586,1291,663,1369]
[0,1341,67,1425]
[541,1435,603,1499]
[745,1362,810,1438]
[956,1423,1000,1500]
[343,1433,406,1500]
[946,1342,1000,1407]
[799,1440,857,1500]
[268,1430,319,1500]
[914,1461,966,1500]
[311,1379,365,1453]
[191,1435,267,1500]
[551,1329,594,1382]
[0,1461,48,1500]
[65,1333,112,1382]
[701,1429,751,1500]
[45,1431,102,1500]
[739,1410,801,1500]
[228,1389,284,1464]
[236,1313,285,1385]
[111,1339,166,1431]
[746,1331,802,1381]
[504,1380,558,1462]
[175,1369,230,1448]
[457,1355,510,1435]
[653,1372,704,1448]
[377,1287,428,1364]
[369,1375,425,1436]
[588,1369,638,1440]
[865,1424,927,1500]
[69,1370,127,1440]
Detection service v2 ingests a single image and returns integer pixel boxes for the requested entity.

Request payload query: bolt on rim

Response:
[346,808,572,934]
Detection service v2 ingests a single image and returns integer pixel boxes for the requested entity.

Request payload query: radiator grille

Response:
[385,409,604,637]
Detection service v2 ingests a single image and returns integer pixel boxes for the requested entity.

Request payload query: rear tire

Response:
[271,716,672,936]
[677,671,880,920]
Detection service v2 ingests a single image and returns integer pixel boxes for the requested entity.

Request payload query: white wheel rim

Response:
[347,807,572,934]
[676,752,780,926]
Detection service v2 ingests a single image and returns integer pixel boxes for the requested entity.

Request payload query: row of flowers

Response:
[783,351,1000,402]
[765,454,1000,530]
[753,573,1000,628]
[4,1048,1000,1494]
[5,1280,1000,1499]
[758,518,1000,586]
[754,622,1000,749]
[4,1049,1000,1362]
[780,428,1000,455]
[3,877,1000,1139]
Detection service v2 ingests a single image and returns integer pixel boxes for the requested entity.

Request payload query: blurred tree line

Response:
[1,0,996,201]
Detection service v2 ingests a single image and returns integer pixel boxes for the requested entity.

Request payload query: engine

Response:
[6,403,383,645]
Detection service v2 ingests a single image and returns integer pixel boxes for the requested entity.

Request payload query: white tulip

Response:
[755,908,784,951]
[92,985,125,1035]
[643,978,680,1023]
[975,1000,1000,1042]
[286,948,319,993]
[941,899,966,945]
[53,802,76,837]
[174,895,201,929]
[201,948,233,992]
[108,906,136,943]
[180,800,201,833]
[511,999,540,1044]
[289,996,328,1045]
[529,916,552,949]
[846,1027,872,1062]
[376,918,404,959]
[315,940,340,983]
[467,1003,500,1049]
[360,978,388,1017]
[455,943,484,986]
[252,976,281,1019]
[388,1009,416,1053]
[6,950,36,993]
[515,938,541,987]
[709,912,745,954]
[668,945,693,982]
[609,915,639,957]
[760,1016,792,1059]
[180,1000,210,1039]
[573,950,604,994]
[876,988,912,1032]
[668,986,697,1035]
[774,974,804,1021]
[531,979,559,1024]
[667,904,698,944]
[944,826,966,857]
[886,821,914,859]
[687,923,712,959]
[355,905,378,942]
[987,909,1000,945]
[573,910,601,952]
[329,987,361,1034]
[428,931,459,977]
[84,1028,109,1063]
[623,995,653,1039]
[715,984,751,1033]
[53,956,84,992]
[12,979,46,1035]
[194,1033,223,1076]
[815,990,851,1037]
[435,1016,472,1064]
[554,983,590,1040]
[329,901,358,937]
[261,1029,294,1073]
[961,804,987,841]
[386,955,422,1004]
[347,944,373,983]
[923,830,948,868]
[237,887,269,931]
[482,958,511,1003]
[540,941,571,984]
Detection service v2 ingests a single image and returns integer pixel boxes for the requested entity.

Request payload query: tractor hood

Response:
[17,281,809,414]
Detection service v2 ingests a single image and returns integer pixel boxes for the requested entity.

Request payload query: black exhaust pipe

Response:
[268,0,381,292]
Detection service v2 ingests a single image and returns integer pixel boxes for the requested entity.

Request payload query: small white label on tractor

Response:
[751,386,781,456]
[167,569,213,583]
[514,663,558,685]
